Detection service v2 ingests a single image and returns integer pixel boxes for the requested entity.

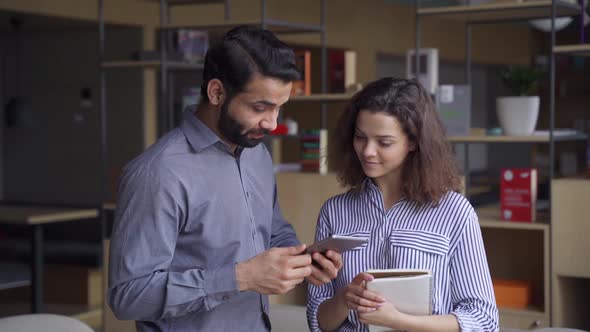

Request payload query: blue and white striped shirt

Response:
[307,180,498,332]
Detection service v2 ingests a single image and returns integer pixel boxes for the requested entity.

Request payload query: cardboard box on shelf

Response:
[493,278,532,309]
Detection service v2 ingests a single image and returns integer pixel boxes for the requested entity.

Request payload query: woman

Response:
[306,77,498,332]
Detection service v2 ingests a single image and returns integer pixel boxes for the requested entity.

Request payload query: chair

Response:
[0,314,93,332]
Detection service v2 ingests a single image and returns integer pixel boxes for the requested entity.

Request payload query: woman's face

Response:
[353,110,414,182]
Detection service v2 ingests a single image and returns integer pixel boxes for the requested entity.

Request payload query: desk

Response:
[0,205,99,313]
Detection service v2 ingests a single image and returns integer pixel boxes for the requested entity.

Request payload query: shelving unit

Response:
[415,0,587,329]
[100,0,329,134]
[477,202,551,328]
[98,0,336,180]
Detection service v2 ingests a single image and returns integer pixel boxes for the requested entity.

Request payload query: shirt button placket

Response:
[379,212,387,242]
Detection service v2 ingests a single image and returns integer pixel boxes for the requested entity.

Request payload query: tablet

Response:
[305,235,368,254]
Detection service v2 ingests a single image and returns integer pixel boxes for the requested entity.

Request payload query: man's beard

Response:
[218,101,269,148]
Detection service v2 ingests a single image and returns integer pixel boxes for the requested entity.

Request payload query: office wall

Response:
[1,26,143,205]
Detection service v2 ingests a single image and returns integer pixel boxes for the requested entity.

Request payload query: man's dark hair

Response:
[332,77,462,205]
[200,25,301,102]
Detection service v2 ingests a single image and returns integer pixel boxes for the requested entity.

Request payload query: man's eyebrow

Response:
[252,100,277,107]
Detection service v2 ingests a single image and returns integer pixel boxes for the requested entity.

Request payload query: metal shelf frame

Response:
[414,0,585,195]
[99,0,328,135]
[155,0,329,134]
[414,0,587,327]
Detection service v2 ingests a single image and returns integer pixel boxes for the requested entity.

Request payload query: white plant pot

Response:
[496,96,540,136]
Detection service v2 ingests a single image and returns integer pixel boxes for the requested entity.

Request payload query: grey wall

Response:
[1,25,143,205]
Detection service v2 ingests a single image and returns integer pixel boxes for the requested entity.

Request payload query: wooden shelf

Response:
[476,204,549,230]
[161,19,323,34]
[0,206,99,226]
[289,93,353,102]
[101,61,204,70]
[554,44,590,57]
[417,0,580,23]
[448,132,587,143]
[469,184,493,196]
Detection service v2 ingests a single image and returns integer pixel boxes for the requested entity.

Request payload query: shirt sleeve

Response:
[107,165,239,321]
[306,203,336,332]
[450,209,499,332]
[268,178,300,248]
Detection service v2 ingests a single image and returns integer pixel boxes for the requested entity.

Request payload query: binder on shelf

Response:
[436,85,471,136]
[366,269,432,332]
[329,49,357,93]
[299,129,328,174]
[500,168,538,222]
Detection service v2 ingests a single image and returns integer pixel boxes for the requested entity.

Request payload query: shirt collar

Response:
[363,177,379,192]
[180,108,245,156]
[180,107,224,153]
[363,177,407,207]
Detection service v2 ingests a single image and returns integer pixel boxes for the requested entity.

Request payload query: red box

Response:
[500,168,537,222]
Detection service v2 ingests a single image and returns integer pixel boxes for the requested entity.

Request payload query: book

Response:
[299,129,328,175]
[291,50,311,96]
[365,269,433,332]
[436,85,471,136]
[500,168,537,222]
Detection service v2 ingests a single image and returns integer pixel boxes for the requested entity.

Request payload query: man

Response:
[108,26,342,331]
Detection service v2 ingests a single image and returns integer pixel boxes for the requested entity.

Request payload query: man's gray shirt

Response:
[108,111,299,331]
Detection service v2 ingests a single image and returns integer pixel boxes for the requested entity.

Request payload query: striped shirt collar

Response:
[362,177,407,210]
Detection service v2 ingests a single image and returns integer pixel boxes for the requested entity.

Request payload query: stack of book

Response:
[299,129,328,175]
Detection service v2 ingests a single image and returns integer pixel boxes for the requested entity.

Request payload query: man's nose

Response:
[261,110,279,131]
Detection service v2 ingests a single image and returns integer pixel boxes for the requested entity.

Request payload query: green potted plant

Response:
[496,65,544,136]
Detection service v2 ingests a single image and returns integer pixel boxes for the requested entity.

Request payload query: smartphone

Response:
[305,235,368,254]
